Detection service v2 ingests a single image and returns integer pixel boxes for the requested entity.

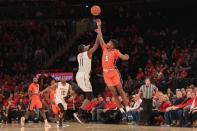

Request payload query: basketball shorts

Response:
[103,69,122,87]
[76,72,92,92]
[29,98,43,111]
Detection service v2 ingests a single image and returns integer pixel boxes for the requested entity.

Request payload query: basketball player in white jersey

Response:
[74,37,99,123]
[41,76,71,127]
[76,37,99,100]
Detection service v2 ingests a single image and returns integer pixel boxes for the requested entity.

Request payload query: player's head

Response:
[107,39,119,49]
[60,76,66,83]
[50,79,56,85]
[33,77,38,83]
[78,44,90,53]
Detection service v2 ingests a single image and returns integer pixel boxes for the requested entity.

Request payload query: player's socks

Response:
[125,106,130,112]
[44,119,51,127]
[119,108,125,113]
[20,117,25,126]
[73,113,83,124]
[59,118,63,127]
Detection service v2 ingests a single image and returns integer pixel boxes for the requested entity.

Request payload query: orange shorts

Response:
[103,69,121,87]
[51,103,60,115]
[29,98,43,111]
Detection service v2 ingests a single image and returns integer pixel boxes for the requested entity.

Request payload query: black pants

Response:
[183,109,192,123]
[141,98,152,123]
[65,109,76,120]
[100,110,121,124]
[151,110,164,125]
[170,110,179,121]
[192,112,197,121]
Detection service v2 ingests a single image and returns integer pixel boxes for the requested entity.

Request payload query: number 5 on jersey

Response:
[105,55,109,62]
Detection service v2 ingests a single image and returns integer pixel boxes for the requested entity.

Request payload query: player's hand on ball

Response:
[96,19,101,26]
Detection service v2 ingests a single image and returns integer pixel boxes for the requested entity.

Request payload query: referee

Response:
[138,78,158,125]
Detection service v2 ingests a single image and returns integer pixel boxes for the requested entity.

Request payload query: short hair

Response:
[78,44,85,53]
[110,39,119,48]
[145,77,151,81]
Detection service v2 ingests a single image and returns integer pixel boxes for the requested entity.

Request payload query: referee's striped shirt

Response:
[139,84,157,99]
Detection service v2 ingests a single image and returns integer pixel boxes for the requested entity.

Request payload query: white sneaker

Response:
[73,113,83,124]
[20,127,24,131]
[44,126,51,131]
[20,117,25,126]
[45,122,51,127]
[56,124,70,128]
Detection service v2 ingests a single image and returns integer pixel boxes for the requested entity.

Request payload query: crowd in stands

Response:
[0,76,197,127]
[0,20,71,73]
[0,7,197,127]
[55,10,197,94]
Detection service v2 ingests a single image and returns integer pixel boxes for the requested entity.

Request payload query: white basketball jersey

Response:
[77,51,91,73]
[56,82,70,98]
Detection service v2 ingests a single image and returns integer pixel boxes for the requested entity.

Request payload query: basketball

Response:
[90,5,101,16]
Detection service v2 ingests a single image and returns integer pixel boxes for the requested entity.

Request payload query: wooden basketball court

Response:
[0,122,196,131]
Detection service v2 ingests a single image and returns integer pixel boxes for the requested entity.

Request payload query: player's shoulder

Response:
[113,49,121,54]
[66,82,71,87]
[57,81,61,85]
[78,52,87,57]
[114,49,120,52]
[102,43,107,48]
[28,83,36,90]
[29,83,34,87]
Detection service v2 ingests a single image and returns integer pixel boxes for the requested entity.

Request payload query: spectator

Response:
[128,94,142,123]
[124,75,135,95]
[164,90,185,126]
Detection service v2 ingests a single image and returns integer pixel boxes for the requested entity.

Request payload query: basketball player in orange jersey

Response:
[40,76,71,127]
[95,19,130,121]
[41,79,63,128]
[20,77,51,127]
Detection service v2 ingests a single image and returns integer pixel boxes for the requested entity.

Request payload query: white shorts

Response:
[55,97,67,110]
[76,72,92,92]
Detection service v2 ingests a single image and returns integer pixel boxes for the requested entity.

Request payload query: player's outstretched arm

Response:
[40,83,57,95]
[119,53,130,61]
[95,19,105,46]
[87,35,99,59]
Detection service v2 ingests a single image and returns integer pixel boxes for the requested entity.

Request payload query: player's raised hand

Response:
[95,18,101,26]
[125,54,130,60]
